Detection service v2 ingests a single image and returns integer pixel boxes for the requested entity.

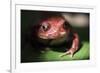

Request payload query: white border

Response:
[11,4,96,73]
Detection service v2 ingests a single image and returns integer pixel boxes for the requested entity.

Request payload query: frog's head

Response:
[38,16,70,39]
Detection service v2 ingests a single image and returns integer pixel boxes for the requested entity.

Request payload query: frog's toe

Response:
[59,50,73,57]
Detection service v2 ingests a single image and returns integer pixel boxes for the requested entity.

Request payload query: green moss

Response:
[38,42,89,62]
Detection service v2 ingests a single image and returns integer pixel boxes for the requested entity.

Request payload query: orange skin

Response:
[37,16,79,57]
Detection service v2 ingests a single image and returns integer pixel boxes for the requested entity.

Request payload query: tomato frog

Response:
[32,15,79,57]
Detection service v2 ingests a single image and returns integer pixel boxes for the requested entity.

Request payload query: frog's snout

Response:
[47,32,59,39]
[38,30,59,39]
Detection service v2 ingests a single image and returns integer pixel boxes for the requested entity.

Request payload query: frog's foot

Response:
[59,50,74,58]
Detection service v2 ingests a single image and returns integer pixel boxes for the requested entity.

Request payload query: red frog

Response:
[34,15,79,57]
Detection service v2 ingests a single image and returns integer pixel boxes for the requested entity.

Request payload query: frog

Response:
[32,15,79,57]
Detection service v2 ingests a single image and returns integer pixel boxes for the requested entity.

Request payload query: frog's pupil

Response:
[42,25,47,31]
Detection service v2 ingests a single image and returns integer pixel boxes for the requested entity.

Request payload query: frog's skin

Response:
[33,16,79,57]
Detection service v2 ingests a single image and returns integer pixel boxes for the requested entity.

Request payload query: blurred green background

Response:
[21,10,89,63]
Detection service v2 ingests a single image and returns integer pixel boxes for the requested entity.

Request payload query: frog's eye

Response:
[41,23,49,31]
[63,21,71,29]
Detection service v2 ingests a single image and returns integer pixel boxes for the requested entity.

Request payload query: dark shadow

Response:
[21,43,44,62]
[73,27,89,42]
[49,41,83,53]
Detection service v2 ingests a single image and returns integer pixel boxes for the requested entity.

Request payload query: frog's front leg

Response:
[60,33,79,57]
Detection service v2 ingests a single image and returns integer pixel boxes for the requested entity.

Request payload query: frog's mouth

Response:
[38,31,66,40]
[39,34,58,39]
[39,35,49,39]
